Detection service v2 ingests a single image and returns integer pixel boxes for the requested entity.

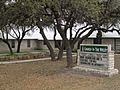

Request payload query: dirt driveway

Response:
[0,55,120,90]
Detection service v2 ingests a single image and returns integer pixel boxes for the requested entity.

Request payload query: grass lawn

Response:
[0,55,120,90]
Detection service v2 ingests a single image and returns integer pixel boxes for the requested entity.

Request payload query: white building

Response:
[0,28,120,53]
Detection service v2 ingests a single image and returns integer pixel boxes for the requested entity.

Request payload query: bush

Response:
[0,51,50,61]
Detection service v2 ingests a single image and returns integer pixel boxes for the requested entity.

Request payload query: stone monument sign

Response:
[73,44,118,76]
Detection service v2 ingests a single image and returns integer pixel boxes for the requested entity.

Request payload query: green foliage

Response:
[0,0,120,29]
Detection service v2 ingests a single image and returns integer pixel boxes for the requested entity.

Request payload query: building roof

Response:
[0,26,120,40]
[0,27,62,40]
[23,29,62,40]
[89,31,120,38]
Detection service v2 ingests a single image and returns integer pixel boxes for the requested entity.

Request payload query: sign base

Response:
[73,66,118,76]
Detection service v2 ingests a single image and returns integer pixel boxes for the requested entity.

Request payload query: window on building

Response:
[11,40,15,48]
[27,40,31,47]
[115,39,120,51]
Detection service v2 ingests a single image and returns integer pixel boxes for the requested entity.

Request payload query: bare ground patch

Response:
[0,55,120,90]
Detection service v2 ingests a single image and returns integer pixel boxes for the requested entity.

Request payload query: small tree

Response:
[0,26,13,55]
[8,25,34,53]
[0,0,13,54]
[37,23,56,61]
[5,1,35,53]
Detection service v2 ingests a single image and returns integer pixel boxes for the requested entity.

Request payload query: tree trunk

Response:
[2,40,13,55]
[16,39,22,53]
[16,35,25,53]
[7,42,13,55]
[57,42,64,60]
[52,12,73,67]
[41,31,56,61]
[70,43,75,50]
[38,26,56,61]
[66,44,73,68]
[57,30,73,67]
[96,31,102,44]
[0,38,13,55]
[57,49,63,60]
[55,21,73,67]
[77,39,83,49]
[16,32,25,53]
[0,39,13,55]
[53,28,63,60]
[59,34,73,67]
